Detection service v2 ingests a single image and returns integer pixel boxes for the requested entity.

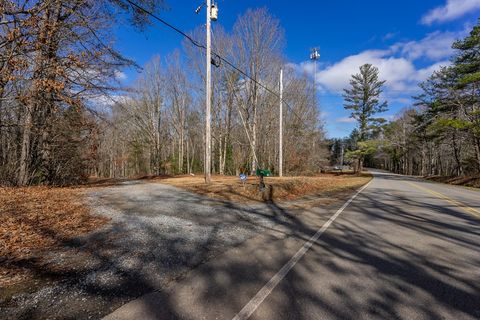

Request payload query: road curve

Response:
[105,170,480,320]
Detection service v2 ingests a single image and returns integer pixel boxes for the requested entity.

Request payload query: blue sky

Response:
[113,0,480,138]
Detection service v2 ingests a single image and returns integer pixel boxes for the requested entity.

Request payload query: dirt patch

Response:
[0,186,108,292]
[423,175,480,189]
[158,173,372,203]
[83,174,174,188]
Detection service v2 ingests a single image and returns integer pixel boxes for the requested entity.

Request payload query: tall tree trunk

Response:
[18,105,32,185]
[186,137,190,174]
[452,131,462,176]
[218,134,224,175]
[222,135,227,175]
[474,138,480,173]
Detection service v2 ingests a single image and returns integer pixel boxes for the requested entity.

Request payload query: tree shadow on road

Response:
[2,175,480,320]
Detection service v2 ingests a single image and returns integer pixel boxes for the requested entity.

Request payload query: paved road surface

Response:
[105,170,480,320]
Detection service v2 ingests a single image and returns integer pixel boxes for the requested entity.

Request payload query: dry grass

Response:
[158,173,372,203]
[0,172,371,290]
[0,186,108,288]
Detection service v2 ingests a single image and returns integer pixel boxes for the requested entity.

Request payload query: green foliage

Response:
[430,118,470,131]
[369,21,480,176]
[224,142,235,175]
[343,64,388,140]
[453,20,480,88]
[345,140,382,163]
[458,72,480,86]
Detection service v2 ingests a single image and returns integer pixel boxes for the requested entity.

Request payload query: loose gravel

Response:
[1,181,298,320]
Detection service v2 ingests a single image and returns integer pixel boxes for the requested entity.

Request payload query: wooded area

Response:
[95,9,327,179]
[0,2,327,186]
[332,21,480,178]
[0,0,166,186]
[2,0,479,187]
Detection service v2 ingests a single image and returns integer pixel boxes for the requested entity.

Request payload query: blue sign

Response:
[239,173,247,181]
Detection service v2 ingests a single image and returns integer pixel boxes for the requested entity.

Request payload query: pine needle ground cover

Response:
[0,187,108,290]
[0,173,371,297]
[158,173,372,203]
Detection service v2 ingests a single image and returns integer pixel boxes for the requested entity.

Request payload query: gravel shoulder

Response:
[0,179,365,320]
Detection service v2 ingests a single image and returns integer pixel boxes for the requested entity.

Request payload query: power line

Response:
[124,0,309,125]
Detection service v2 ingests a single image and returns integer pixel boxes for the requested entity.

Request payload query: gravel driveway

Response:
[1,181,299,320]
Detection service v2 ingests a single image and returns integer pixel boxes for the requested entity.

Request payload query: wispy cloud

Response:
[336,117,356,123]
[393,30,462,60]
[293,28,465,99]
[421,0,480,25]
[382,32,398,41]
[114,70,127,81]
[315,49,416,93]
[88,94,131,108]
[319,111,330,119]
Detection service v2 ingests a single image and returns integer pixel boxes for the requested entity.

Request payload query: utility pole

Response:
[340,143,344,168]
[205,0,212,183]
[279,68,283,177]
[196,0,217,183]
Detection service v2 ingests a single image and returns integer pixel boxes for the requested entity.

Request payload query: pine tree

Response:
[453,20,480,88]
[452,21,480,171]
[343,64,388,172]
[343,64,388,141]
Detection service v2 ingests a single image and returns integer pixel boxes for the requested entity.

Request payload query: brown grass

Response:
[0,186,108,288]
[0,172,371,291]
[158,173,372,203]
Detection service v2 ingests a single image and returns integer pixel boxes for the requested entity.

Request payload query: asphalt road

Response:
[105,170,480,320]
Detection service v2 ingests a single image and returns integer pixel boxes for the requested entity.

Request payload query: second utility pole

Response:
[279,68,283,177]
[205,0,212,183]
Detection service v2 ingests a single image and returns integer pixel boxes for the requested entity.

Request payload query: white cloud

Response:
[388,97,414,105]
[414,60,451,82]
[315,50,417,93]
[336,117,356,123]
[382,32,397,41]
[294,29,462,99]
[319,111,330,118]
[114,70,127,81]
[88,94,131,107]
[421,0,480,25]
[394,30,463,60]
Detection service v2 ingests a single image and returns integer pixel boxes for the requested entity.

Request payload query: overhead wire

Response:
[124,0,311,125]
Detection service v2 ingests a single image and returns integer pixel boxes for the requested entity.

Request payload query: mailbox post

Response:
[256,168,271,191]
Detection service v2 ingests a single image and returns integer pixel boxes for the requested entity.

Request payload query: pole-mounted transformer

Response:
[210,2,218,21]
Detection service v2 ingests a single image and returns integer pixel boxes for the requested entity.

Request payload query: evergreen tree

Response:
[453,20,480,88]
[452,20,480,171]
[343,64,388,172]
[343,64,388,141]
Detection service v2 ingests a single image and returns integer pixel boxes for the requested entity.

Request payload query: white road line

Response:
[231,180,373,320]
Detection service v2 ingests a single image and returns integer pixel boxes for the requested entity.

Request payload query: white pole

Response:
[279,68,283,177]
[205,0,212,183]
[340,143,344,167]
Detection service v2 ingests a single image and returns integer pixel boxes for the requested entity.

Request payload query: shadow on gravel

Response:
[2,172,480,320]
[0,182,320,320]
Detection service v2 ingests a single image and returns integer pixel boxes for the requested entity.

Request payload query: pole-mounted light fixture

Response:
[195,1,218,21]
[195,3,204,14]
